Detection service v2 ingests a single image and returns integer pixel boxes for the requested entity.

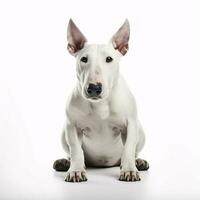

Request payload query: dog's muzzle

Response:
[86,83,102,100]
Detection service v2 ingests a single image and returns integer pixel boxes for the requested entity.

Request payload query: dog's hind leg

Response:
[135,123,149,171]
[53,128,71,171]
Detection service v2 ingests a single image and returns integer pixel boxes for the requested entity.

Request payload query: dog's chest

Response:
[78,113,125,166]
[77,103,126,140]
[80,117,123,140]
[75,101,127,166]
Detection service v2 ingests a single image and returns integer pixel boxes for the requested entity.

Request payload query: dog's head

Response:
[67,19,130,102]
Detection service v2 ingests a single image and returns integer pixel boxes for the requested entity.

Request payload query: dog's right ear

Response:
[67,19,87,55]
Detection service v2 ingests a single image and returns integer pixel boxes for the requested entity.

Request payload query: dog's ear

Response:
[111,19,130,55]
[67,19,87,55]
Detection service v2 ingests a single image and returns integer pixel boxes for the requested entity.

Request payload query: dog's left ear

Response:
[111,19,130,55]
[67,19,87,55]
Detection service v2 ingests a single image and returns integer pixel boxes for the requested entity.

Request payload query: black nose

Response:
[87,83,102,97]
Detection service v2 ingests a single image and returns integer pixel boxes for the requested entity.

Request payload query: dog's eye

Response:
[80,56,88,63]
[106,56,113,63]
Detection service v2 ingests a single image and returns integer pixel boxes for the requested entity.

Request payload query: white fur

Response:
[62,19,146,182]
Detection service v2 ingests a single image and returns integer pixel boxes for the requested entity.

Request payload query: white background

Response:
[0,0,200,199]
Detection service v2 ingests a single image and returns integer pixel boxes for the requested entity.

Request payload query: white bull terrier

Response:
[53,19,149,182]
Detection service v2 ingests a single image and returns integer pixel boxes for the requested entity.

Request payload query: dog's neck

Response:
[89,100,109,119]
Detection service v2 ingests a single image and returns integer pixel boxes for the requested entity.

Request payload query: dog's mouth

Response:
[86,95,102,102]
[82,91,103,102]
[90,96,101,100]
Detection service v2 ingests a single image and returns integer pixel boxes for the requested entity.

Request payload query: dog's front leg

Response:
[64,122,87,182]
[120,119,140,181]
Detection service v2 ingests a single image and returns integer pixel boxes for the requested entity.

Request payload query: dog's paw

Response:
[136,158,149,171]
[65,170,87,182]
[119,170,140,182]
[53,158,70,171]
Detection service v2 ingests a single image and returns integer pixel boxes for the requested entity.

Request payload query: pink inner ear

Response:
[67,44,76,54]
[67,38,85,54]
[118,43,129,55]
[67,19,87,54]
[112,20,130,55]
[114,32,129,55]
[113,38,129,55]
